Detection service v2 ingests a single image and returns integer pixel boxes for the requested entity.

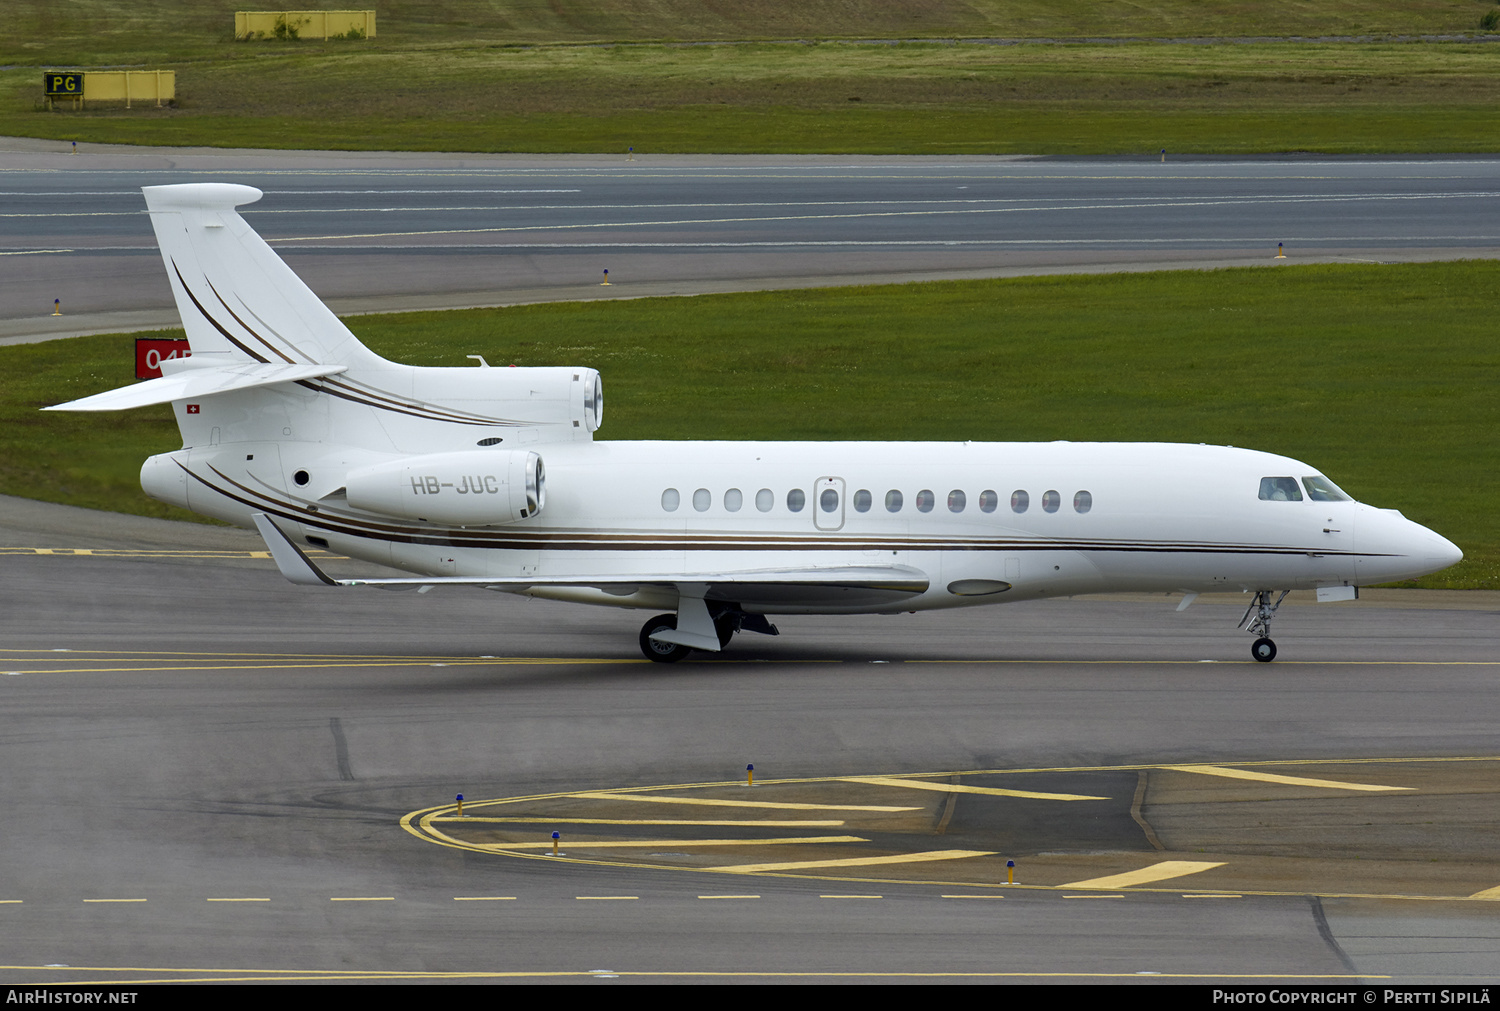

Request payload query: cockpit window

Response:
[1302,476,1351,502]
[1258,477,1303,502]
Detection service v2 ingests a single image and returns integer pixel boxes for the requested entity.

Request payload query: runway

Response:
[1,498,1497,984]
[2,141,1499,343]
[3,144,1499,984]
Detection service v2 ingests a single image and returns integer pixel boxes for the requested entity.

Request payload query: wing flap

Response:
[45,362,347,412]
[251,513,928,603]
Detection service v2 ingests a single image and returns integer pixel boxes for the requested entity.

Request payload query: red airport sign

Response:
[135,337,190,379]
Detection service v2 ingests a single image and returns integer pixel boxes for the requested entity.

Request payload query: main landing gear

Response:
[638,609,776,663]
[1240,590,1289,663]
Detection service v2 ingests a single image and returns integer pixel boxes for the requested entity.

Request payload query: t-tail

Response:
[47,183,601,533]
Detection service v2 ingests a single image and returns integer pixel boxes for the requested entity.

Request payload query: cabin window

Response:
[756,488,774,512]
[662,488,681,511]
[787,489,806,512]
[820,488,840,513]
[1011,490,1029,513]
[948,489,966,513]
[885,490,903,512]
[1302,476,1351,502]
[979,490,998,513]
[916,489,935,513]
[1042,490,1061,513]
[1074,490,1093,513]
[724,488,743,512]
[853,489,872,512]
[1259,477,1303,501]
[693,488,711,512]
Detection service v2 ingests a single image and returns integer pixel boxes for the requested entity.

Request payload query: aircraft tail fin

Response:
[142,183,384,370]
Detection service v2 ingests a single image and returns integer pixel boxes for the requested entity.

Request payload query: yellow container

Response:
[235,11,376,40]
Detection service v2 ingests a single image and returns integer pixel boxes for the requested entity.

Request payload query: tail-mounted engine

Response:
[345,449,545,525]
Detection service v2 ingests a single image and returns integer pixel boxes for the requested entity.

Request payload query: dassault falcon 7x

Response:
[49,184,1462,663]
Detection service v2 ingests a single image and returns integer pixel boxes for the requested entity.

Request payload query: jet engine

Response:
[345,449,545,525]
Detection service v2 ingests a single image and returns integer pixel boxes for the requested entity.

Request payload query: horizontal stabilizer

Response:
[45,362,347,412]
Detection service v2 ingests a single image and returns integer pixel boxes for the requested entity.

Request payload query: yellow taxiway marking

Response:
[698,895,760,900]
[493,835,866,850]
[576,896,637,900]
[206,898,269,902]
[1467,885,1500,900]
[843,775,1108,802]
[83,898,146,903]
[0,900,21,904]
[1064,894,1124,899]
[433,817,846,828]
[1184,894,1242,899]
[573,792,918,813]
[330,896,394,902]
[821,894,882,899]
[1061,861,1226,890]
[1163,764,1412,792]
[453,896,516,901]
[942,894,1004,899]
[715,849,995,874]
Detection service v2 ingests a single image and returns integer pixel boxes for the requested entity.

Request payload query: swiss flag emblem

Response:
[186,404,200,414]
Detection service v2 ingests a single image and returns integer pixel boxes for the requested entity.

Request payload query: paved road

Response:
[0,496,1497,984]
[3,140,1498,341]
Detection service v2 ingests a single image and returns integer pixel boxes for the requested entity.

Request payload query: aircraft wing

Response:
[252,513,929,609]
[45,362,348,412]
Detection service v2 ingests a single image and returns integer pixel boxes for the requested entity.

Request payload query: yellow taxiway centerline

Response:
[713,849,995,874]
[433,817,847,827]
[572,792,918,812]
[1163,765,1412,792]
[1467,885,1500,900]
[1060,861,1226,890]
[843,775,1108,802]
[489,835,866,850]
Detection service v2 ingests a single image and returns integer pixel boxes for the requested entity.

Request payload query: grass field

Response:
[2,2,1498,154]
[5,262,1495,589]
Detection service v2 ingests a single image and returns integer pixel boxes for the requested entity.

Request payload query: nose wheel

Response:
[1240,590,1289,663]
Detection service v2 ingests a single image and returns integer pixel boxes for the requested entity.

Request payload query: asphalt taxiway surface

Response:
[1,496,1497,984]
[3,140,1499,343]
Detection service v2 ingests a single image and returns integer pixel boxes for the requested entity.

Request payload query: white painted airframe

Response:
[49,184,1463,662]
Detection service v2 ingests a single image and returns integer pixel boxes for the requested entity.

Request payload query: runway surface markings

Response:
[942,894,1004,900]
[495,835,866,850]
[453,896,516,901]
[698,895,760,900]
[572,792,919,812]
[1184,894,1242,899]
[575,896,637,900]
[205,897,269,902]
[82,898,146,903]
[714,849,994,874]
[1163,764,1412,792]
[1467,885,1500,900]
[843,775,1107,802]
[1060,861,1226,890]
[433,817,847,827]
[330,896,394,902]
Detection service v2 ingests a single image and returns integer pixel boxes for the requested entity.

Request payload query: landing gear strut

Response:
[1240,590,1288,663]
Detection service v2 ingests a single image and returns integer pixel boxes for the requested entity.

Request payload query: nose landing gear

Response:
[1240,590,1289,662]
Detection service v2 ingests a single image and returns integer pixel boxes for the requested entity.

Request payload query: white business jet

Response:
[49,184,1462,663]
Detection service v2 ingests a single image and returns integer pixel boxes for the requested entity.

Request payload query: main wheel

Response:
[714,614,737,649]
[640,614,691,663]
[1251,637,1277,663]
